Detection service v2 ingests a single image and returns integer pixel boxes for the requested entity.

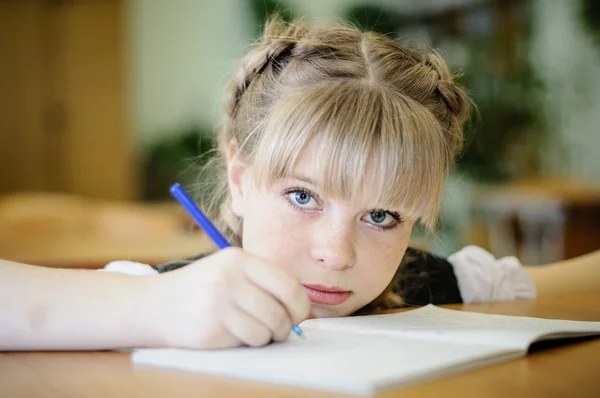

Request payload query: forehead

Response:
[287,138,401,209]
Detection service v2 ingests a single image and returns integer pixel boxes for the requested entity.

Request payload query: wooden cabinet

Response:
[0,0,137,200]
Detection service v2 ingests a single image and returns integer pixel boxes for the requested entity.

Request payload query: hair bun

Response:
[424,53,451,81]
[223,18,307,120]
[437,80,470,120]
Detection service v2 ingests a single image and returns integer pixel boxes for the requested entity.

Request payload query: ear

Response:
[226,138,248,218]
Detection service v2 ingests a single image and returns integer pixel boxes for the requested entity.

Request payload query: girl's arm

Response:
[0,259,159,351]
[525,250,600,296]
[0,249,310,351]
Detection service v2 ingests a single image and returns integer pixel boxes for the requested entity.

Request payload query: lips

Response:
[303,284,352,305]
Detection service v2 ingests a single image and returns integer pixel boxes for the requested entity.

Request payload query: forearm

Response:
[525,250,600,297]
[0,259,161,351]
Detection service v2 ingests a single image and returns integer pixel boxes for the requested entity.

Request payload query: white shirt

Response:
[100,245,537,304]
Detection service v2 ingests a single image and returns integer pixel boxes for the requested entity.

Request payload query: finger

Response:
[219,298,273,347]
[242,260,312,326]
[203,328,242,350]
[232,277,293,342]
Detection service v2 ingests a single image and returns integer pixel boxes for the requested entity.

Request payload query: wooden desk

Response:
[1,292,600,398]
[0,192,213,268]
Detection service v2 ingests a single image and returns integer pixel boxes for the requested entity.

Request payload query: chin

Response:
[309,303,356,318]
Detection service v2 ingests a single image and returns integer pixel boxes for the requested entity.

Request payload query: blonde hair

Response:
[200,16,471,246]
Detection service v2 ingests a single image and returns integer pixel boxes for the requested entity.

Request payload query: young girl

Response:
[2,17,599,351]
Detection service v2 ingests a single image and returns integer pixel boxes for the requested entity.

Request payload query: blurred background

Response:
[1,0,599,269]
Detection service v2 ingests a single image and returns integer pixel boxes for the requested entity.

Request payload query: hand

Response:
[148,247,311,349]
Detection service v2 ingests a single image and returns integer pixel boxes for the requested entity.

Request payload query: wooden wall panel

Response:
[0,0,136,200]
[62,0,136,200]
[0,1,47,192]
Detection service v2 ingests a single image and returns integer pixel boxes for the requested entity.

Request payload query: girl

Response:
[2,17,599,351]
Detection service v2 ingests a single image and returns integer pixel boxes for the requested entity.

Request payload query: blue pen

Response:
[169,183,304,338]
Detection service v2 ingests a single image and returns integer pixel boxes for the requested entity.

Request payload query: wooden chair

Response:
[468,178,600,265]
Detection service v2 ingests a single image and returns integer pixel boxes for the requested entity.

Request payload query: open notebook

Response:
[132,305,600,395]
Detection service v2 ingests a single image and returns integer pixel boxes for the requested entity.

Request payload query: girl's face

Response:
[229,143,415,318]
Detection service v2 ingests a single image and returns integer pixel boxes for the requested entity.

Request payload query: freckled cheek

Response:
[363,252,400,287]
[243,197,308,268]
[356,241,407,293]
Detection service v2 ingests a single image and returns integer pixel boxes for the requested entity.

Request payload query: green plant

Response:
[344,3,406,36]
[247,0,297,36]
[581,0,600,47]
[457,37,550,181]
[142,124,216,201]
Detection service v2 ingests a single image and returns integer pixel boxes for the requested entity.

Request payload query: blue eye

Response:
[295,191,311,205]
[369,210,388,224]
[363,210,402,229]
[286,189,318,209]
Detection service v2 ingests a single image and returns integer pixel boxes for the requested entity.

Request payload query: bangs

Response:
[251,81,449,229]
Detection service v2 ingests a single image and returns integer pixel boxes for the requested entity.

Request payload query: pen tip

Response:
[292,326,304,337]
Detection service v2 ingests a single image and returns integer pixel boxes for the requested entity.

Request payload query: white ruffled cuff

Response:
[99,260,158,276]
[448,245,537,303]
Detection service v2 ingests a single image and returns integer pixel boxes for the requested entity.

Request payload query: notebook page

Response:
[301,305,600,350]
[133,328,516,395]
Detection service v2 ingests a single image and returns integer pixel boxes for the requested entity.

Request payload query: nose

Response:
[310,218,356,271]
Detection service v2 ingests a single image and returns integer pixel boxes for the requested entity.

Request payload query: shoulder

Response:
[398,245,537,305]
[360,245,538,313]
[396,246,463,306]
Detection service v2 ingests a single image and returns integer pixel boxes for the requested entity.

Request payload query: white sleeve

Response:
[98,260,159,276]
[447,245,537,304]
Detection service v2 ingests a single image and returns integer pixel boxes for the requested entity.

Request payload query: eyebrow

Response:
[290,174,320,188]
